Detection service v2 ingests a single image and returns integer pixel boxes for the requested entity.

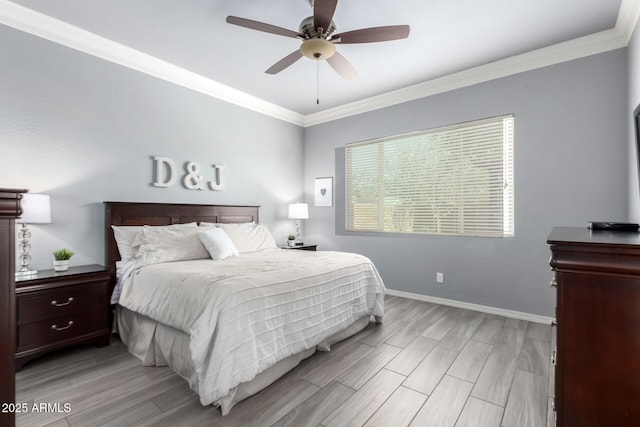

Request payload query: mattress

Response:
[116,249,385,412]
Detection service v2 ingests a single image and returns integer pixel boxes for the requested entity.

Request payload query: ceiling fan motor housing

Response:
[299,16,336,39]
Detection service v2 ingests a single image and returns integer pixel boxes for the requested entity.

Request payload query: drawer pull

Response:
[51,297,74,307]
[549,278,557,288]
[551,349,557,365]
[51,321,74,331]
[551,318,557,326]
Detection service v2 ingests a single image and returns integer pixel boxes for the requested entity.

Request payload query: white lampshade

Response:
[288,203,309,220]
[17,193,52,224]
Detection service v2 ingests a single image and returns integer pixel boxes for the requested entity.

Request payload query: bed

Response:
[104,201,385,415]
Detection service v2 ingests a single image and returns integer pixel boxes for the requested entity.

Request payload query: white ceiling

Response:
[1,0,638,125]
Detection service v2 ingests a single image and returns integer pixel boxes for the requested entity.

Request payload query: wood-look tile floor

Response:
[15,296,554,427]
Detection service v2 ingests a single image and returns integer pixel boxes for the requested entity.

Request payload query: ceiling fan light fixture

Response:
[300,38,336,60]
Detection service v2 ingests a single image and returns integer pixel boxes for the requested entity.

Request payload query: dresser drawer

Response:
[17,309,104,351]
[17,283,106,324]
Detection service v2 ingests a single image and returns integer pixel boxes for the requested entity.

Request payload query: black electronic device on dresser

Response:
[15,264,111,371]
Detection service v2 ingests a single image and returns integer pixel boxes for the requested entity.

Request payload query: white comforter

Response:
[117,249,385,405]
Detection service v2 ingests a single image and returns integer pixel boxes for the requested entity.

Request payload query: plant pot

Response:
[53,260,69,272]
[287,240,296,247]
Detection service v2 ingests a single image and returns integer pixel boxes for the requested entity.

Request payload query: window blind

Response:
[346,115,514,237]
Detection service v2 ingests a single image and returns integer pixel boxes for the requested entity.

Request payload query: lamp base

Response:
[16,270,38,278]
[295,219,303,245]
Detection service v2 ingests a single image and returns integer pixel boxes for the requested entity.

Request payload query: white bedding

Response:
[116,249,385,406]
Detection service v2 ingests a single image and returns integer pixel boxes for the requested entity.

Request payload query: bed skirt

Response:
[116,306,374,415]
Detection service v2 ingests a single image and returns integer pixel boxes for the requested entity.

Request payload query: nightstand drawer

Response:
[17,283,106,324]
[17,310,103,350]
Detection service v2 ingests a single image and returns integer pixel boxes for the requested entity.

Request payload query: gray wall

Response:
[304,49,628,316]
[0,26,305,271]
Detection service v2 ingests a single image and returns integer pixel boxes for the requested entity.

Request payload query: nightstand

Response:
[281,244,317,251]
[15,264,111,370]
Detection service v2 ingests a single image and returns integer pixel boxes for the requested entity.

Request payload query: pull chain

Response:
[316,60,320,105]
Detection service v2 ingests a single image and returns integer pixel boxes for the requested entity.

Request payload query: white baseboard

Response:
[385,289,553,325]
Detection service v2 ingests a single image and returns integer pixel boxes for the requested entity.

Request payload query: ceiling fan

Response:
[226,0,410,80]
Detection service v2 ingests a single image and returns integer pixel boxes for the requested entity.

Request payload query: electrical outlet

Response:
[436,272,444,283]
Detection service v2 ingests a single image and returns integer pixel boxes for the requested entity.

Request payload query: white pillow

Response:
[212,223,277,253]
[197,228,239,261]
[134,222,209,266]
[111,225,144,261]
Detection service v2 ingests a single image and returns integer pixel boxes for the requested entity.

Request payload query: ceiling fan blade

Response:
[327,52,357,80]
[265,50,304,74]
[333,25,410,44]
[314,0,338,32]
[226,16,302,39]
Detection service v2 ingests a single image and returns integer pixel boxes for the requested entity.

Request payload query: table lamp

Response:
[16,193,51,277]
[288,203,309,245]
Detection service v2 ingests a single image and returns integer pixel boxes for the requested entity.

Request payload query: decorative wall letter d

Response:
[152,156,177,187]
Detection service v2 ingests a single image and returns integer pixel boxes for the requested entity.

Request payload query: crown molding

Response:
[303,27,628,126]
[0,0,305,126]
[1,0,637,128]
[617,0,640,43]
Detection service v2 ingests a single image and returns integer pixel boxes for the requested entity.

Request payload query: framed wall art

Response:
[314,177,333,207]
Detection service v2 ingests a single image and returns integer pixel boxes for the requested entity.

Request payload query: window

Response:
[346,115,514,237]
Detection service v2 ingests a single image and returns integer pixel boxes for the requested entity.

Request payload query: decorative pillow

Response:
[132,222,198,249]
[197,228,239,261]
[111,225,144,261]
[212,223,278,253]
[134,222,209,266]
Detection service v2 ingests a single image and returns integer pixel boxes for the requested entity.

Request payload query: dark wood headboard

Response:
[104,202,259,286]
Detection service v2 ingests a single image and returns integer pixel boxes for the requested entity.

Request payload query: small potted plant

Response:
[287,234,296,247]
[53,248,74,271]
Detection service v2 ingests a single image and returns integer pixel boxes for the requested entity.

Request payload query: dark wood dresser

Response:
[548,227,640,426]
[15,264,111,370]
[0,188,26,427]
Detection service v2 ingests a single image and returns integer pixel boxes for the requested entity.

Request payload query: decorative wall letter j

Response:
[209,165,227,191]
